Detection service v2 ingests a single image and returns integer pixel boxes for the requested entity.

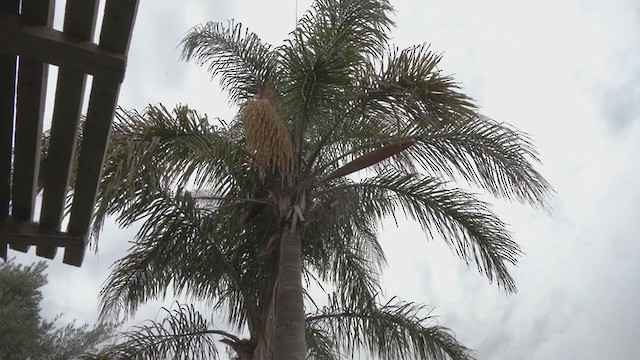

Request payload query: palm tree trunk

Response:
[272,229,305,359]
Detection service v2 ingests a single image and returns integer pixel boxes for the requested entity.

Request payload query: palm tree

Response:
[80,0,551,358]
[84,105,476,360]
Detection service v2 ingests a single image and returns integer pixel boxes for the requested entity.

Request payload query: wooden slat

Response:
[63,77,119,266]
[9,0,54,253]
[0,0,20,262]
[60,0,100,39]
[0,61,15,217]
[0,13,126,81]
[96,0,140,54]
[37,0,99,259]
[11,58,47,220]
[64,0,139,266]
[0,54,17,262]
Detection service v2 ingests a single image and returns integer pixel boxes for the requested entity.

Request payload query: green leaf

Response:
[307,295,476,360]
[181,21,276,103]
[325,170,521,292]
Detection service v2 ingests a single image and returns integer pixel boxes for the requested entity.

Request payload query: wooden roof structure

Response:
[0,0,139,266]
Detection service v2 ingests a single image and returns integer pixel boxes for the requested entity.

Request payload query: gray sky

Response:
[9,0,640,358]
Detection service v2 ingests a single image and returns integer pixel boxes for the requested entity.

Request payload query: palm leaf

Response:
[355,45,477,130]
[91,303,237,360]
[98,187,240,321]
[304,183,388,308]
[181,21,276,103]
[306,295,475,360]
[93,104,250,239]
[314,115,552,210]
[279,0,394,152]
[407,116,552,208]
[305,325,341,360]
[325,170,521,292]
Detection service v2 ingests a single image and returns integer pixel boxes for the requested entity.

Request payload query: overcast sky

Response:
[9,0,640,358]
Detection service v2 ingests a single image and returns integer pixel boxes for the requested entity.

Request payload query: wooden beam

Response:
[0,0,20,263]
[0,54,17,262]
[11,59,47,220]
[0,55,17,218]
[37,0,100,259]
[60,0,100,39]
[0,0,19,12]
[98,0,140,54]
[64,0,139,266]
[0,13,127,81]
[64,77,119,266]
[1,218,84,248]
[10,0,54,253]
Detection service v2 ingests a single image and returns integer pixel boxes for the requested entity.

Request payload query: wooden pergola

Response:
[0,0,139,266]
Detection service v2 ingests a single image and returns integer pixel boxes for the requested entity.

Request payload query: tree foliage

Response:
[0,260,117,360]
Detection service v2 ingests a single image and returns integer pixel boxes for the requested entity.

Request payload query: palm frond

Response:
[312,116,552,210]
[324,170,521,292]
[305,229,383,310]
[407,116,553,209]
[279,0,394,150]
[93,104,249,239]
[307,296,475,360]
[304,183,387,308]
[357,45,477,130]
[98,188,237,321]
[99,182,281,337]
[294,0,394,58]
[181,21,276,103]
[305,325,341,360]
[112,104,247,189]
[91,303,235,360]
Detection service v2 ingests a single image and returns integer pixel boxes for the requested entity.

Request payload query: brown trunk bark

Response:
[272,229,305,359]
[253,341,270,360]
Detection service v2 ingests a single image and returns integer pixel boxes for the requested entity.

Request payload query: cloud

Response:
[598,62,640,131]
[577,0,640,132]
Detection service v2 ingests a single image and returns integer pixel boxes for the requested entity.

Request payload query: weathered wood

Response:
[1,53,17,261]
[37,0,99,259]
[1,218,84,248]
[61,0,100,39]
[0,0,19,262]
[64,77,119,266]
[0,57,16,218]
[98,0,140,54]
[64,0,139,266]
[9,0,54,253]
[0,13,126,81]
[20,0,55,23]
[0,54,15,262]
[11,58,47,221]
[36,68,84,258]
[0,0,19,12]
